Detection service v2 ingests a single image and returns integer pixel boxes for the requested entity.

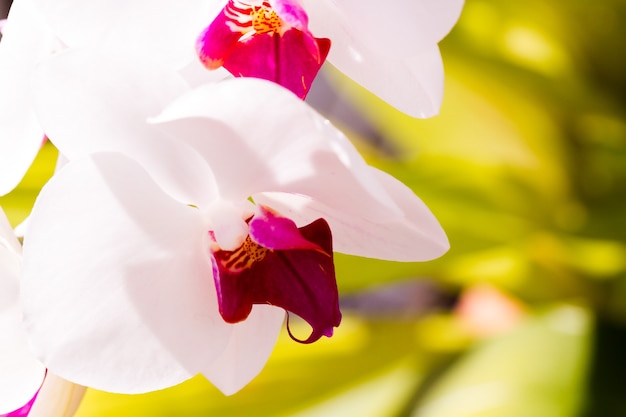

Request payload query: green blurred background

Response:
[2,0,626,415]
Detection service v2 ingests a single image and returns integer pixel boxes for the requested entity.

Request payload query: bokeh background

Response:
[2,0,626,416]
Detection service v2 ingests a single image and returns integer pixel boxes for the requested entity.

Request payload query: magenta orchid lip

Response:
[196,0,330,99]
[211,205,341,344]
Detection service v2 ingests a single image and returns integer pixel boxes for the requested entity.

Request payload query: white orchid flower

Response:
[20,48,448,396]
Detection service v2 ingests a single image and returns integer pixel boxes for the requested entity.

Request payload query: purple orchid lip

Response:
[210,205,341,344]
[196,0,330,99]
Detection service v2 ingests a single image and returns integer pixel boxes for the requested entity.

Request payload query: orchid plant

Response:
[0,0,463,414]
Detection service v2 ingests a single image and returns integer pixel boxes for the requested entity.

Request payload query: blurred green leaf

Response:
[410,305,592,417]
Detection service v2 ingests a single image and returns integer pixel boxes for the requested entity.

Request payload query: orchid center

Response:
[217,235,269,272]
[196,0,331,99]
[250,6,284,35]
[209,205,341,344]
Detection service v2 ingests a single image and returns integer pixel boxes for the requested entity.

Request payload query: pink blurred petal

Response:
[455,284,526,337]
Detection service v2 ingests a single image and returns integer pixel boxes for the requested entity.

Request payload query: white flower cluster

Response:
[0,0,463,414]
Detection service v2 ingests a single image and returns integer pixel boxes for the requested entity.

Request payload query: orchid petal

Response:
[254,166,449,261]
[21,153,233,393]
[32,0,220,69]
[249,205,322,251]
[326,31,444,117]
[0,0,54,195]
[304,0,464,56]
[151,78,402,221]
[0,208,20,255]
[202,305,284,395]
[0,210,45,414]
[301,0,461,117]
[31,47,218,207]
[270,0,309,29]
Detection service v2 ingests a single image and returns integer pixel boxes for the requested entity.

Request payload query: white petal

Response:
[32,47,218,206]
[0,206,21,254]
[0,209,45,414]
[96,0,224,70]
[255,167,449,261]
[21,153,233,393]
[329,34,444,117]
[202,305,285,395]
[0,0,55,195]
[305,0,464,55]
[32,0,223,68]
[152,78,402,220]
[208,199,252,251]
[302,0,459,117]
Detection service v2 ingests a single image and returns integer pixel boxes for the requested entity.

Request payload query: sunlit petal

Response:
[151,78,401,220]
[304,0,464,55]
[301,0,462,117]
[254,166,449,261]
[21,153,233,393]
[201,305,284,395]
[0,0,54,195]
[0,210,45,414]
[32,0,220,69]
[31,47,218,207]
